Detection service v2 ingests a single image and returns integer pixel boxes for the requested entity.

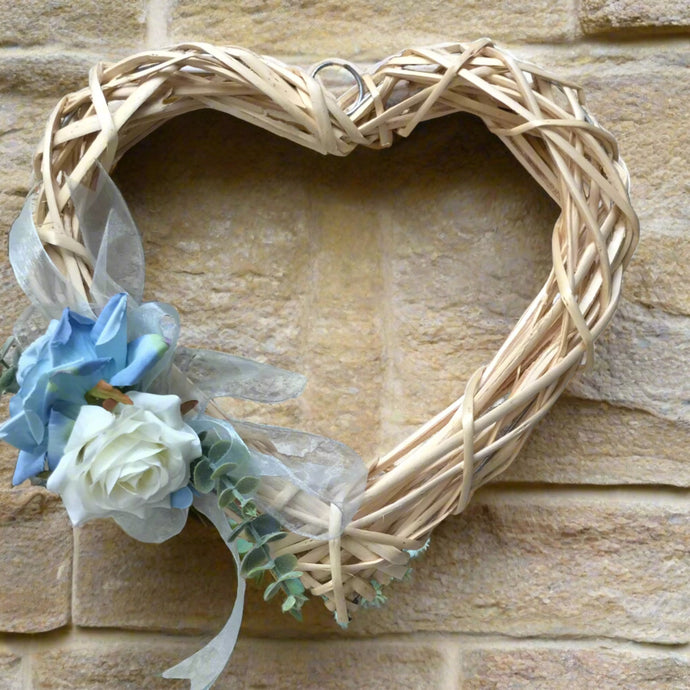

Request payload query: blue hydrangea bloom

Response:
[0,293,169,485]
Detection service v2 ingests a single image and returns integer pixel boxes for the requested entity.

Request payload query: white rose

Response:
[47,392,201,539]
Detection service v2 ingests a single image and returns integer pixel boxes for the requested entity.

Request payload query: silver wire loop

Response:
[309,58,367,116]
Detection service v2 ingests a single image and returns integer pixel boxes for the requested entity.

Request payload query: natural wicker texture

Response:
[26,38,638,624]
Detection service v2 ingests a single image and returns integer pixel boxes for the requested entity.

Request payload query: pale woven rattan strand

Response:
[25,38,639,624]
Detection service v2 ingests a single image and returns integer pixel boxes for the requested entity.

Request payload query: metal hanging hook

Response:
[309,58,367,116]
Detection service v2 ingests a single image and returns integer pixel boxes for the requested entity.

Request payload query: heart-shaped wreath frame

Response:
[21,38,638,624]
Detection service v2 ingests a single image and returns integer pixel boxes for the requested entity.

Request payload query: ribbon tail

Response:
[162,493,246,690]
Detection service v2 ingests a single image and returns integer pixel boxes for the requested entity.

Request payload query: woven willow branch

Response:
[27,38,638,623]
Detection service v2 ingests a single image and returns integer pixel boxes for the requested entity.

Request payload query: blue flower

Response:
[0,293,169,485]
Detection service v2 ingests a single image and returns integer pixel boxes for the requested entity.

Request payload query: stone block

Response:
[503,396,690,486]
[73,516,236,632]
[0,648,22,690]
[342,490,690,643]
[170,0,577,61]
[32,636,447,689]
[626,230,690,316]
[0,96,55,198]
[0,488,72,632]
[224,638,448,690]
[580,0,690,35]
[0,53,101,96]
[113,108,390,460]
[73,512,335,635]
[32,638,199,689]
[460,644,690,688]
[568,299,690,424]
[0,1,146,52]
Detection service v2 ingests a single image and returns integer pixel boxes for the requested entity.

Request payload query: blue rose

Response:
[0,293,170,485]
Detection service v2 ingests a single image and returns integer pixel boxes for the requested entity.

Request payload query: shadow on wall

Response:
[113,108,558,457]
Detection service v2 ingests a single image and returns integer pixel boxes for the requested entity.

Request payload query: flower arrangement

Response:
[1,280,366,685]
[0,39,639,689]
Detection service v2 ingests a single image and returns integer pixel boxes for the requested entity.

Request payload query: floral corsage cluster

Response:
[1,293,200,539]
[1,290,366,687]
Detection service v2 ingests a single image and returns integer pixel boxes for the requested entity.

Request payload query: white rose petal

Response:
[47,392,201,537]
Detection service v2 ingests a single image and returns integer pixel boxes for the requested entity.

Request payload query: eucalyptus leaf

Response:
[208,440,233,464]
[276,571,304,583]
[234,475,259,494]
[273,553,298,575]
[251,531,287,549]
[210,461,237,480]
[192,460,215,494]
[283,578,306,596]
[0,365,18,395]
[218,487,235,508]
[281,595,297,613]
[250,513,282,537]
[263,581,282,601]
[228,520,251,542]
[235,538,253,554]
[200,428,220,449]
[240,548,273,579]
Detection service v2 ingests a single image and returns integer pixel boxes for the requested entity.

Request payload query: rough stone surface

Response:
[73,516,236,632]
[460,644,690,688]
[113,108,391,458]
[0,1,146,52]
[32,638,199,689]
[568,299,690,424]
[0,52,102,96]
[0,488,72,632]
[503,396,690,486]
[626,231,690,316]
[74,511,333,634]
[224,639,449,689]
[580,0,690,34]
[31,637,447,689]
[0,648,22,689]
[377,114,556,444]
[0,96,55,198]
[171,1,577,59]
[340,491,690,643]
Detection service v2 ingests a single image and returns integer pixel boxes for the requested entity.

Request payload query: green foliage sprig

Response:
[192,427,308,619]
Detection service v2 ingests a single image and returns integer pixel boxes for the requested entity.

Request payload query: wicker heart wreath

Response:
[1,38,638,687]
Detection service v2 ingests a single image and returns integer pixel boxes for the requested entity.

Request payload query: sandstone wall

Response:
[0,2,688,688]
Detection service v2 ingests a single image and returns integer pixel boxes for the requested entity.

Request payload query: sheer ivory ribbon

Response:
[162,492,247,690]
